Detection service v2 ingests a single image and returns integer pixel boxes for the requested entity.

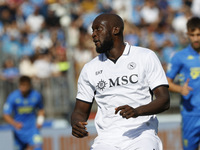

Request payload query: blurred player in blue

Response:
[167,17,200,150]
[3,75,45,150]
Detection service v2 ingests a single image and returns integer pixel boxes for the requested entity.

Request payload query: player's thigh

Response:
[182,115,200,150]
[129,137,162,150]
[90,144,119,150]
[126,130,163,150]
[14,133,26,150]
[27,131,43,150]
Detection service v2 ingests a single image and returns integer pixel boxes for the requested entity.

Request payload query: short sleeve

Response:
[76,64,95,103]
[145,51,168,90]
[166,52,182,80]
[3,94,14,115]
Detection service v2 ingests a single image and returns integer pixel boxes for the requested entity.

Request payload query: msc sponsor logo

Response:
[96,74,138,91]
[109,74,138,87]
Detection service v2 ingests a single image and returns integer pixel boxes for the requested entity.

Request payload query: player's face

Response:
[92,19,113,53]
[19,82,31,97]
[187,28,200,51]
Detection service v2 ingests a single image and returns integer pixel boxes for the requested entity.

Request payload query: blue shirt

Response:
[167,45,200,115]
[2,67,19,79]
[3,89,43,133]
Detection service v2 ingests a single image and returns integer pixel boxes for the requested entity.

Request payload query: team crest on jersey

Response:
[127,62,136,70]
[96,79,107,91]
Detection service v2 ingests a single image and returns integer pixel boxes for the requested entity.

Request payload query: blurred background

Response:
[0,0,197,149]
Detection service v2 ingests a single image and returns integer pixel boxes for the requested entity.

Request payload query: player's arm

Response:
[115,85,170,119]
[71,99,92,138]
[3,99,23,130]
[3,114,23,130]
[167,77,192,96]
[36,109,45,129]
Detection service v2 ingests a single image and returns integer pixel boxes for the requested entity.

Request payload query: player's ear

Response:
[113,27,120,35]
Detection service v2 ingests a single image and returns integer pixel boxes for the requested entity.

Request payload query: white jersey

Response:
[76,43,168,147]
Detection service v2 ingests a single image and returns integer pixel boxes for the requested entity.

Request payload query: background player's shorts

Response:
[90,129,163,150]
[14,129,43,150]
[182,115,200,150]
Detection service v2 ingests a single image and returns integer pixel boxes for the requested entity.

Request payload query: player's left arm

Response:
[115,85,170,119]
[36,109,45,128]
[36,93,45,128]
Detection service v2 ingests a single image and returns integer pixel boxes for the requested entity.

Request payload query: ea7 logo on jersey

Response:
[96,70,103,75]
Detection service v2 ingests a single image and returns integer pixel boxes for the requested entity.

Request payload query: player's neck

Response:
[105,43,125,61]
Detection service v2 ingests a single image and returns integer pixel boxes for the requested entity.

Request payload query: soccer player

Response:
[3,75,45,150]
[167,16,200,150]
[71,13,170,150]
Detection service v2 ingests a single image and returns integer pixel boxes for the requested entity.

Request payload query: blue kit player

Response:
[167,16,200,150]
[3,75,45,150]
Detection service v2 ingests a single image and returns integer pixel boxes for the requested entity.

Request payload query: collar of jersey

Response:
[102,42,131,61]
[188,44,200,55]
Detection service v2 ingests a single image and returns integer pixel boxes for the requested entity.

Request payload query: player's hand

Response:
[36,124,42,129]
[72,122,88,138]
[181,79,193,96]
[13,122,23,130]
[115,105,139,119]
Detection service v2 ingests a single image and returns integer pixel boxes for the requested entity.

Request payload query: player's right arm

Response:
[166,51,192,96]
[3,95,23,130]
[71,99,92,138]
[3,114,22,130]
[167,77,192,96]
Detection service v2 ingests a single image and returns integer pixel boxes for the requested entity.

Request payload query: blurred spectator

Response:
[19,0,35,19]
[45,7,60,27]
[26,7,45,33]
[130,0,144,25]
[30,0,45,7]
[54,45,70,76]
[80,0,96,13]
[124,20,140,46]
[67,19,80,48]
[112,0,133,21]
[19,56,36,78]
[167,0,183,12]
[31,30,53,54]
[15,7,26,31]
[97,0,113,14]
[0,58,19,80]
[152,23,168,48]
[33,52,59,79]
[161,40,178,71]
[1,24,21,58]
[73,40,94,82]
[140,0,160,25]
[0,7,13,24]
[191,0,200,17]
[19,33,35,57]
[172,4,192,33]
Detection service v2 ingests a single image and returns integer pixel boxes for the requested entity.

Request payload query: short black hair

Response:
[94,13,124,35]
[187,16,200,31]
[19,75,31,84]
